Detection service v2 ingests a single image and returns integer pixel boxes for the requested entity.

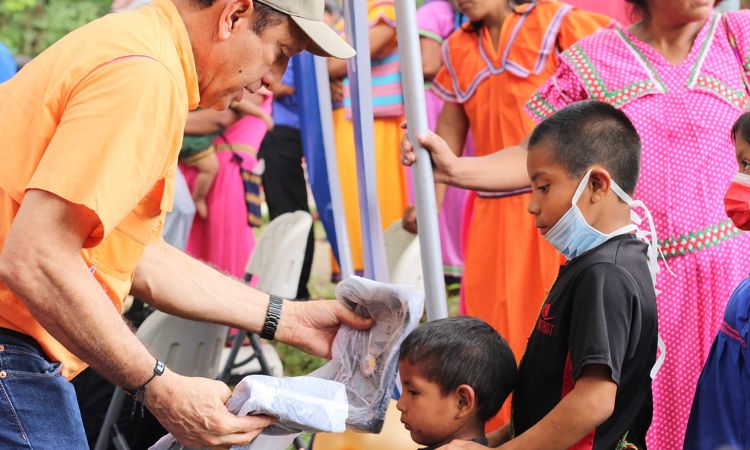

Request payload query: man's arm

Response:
[0,190,272,448]
[437,365,617,450]
[131,238,372,359]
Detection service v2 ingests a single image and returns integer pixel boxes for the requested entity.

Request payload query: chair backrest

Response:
[136,311,228,379]
[383,220,424,292]
[246,211,313,298]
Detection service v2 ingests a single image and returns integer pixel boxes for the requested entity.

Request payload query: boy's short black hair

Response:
[528,100,642,194]
[731,111,750,144]
[399,317,517,422]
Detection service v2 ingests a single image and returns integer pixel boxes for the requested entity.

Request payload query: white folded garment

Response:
[149,375,347,450]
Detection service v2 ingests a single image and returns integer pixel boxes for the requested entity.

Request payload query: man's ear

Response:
[588,167,612,204]
[217,0,253,40]
[455,384,477,419]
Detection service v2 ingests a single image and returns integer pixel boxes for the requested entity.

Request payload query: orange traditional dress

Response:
[334,0,408,274]
[432,0,611,425]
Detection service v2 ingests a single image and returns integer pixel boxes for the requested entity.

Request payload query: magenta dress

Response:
[527,12,750,449]
[183,96,272,278]
[417,0,473,278]
[564,0,634,26]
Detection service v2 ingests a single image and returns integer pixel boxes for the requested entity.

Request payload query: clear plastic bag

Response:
[311,276,424,433]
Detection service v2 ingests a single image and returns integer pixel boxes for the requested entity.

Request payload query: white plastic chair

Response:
[94,312,228,450]
[383,220,424,292]
[219,211,313,382]
[247,210,314,297]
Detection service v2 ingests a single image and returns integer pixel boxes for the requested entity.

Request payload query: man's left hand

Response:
[275,300,373,359]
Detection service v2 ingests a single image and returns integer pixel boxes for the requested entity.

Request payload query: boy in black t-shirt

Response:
[442,101,657,450]
[396,317,518,449]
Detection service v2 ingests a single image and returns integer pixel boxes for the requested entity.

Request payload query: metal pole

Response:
[394,0,448,320]
[313,55,354,280]
[343,0,389,282]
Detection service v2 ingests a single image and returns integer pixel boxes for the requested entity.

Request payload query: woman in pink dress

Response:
[183,95,273,278]
[525,2,750,447]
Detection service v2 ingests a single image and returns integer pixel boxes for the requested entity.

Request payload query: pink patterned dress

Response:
[417,0,473,278]
[527,11,750,449]
[183,96,272,278]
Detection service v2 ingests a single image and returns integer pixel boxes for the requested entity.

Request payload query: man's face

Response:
[197,5,308,110]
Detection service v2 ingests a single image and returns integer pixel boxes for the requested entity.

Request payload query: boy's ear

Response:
[588,167,612,203]
[455,384,477,419]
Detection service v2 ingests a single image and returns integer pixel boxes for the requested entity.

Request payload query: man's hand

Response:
[145,370,274,448]
[400,124,459,184]
[437,440,491,449]
[330,79,344,104]
[402,205,418,234]
[275,300,373,359]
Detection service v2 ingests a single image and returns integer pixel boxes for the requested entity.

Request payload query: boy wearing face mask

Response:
[683,112,750,450]
[472,100,659,450]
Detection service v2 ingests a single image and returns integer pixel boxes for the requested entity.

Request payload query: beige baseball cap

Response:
[256,0,355,59]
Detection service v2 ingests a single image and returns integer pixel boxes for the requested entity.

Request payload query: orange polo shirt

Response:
[0,0,199,378]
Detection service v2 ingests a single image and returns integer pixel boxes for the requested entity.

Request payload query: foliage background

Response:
[0,0,112,56]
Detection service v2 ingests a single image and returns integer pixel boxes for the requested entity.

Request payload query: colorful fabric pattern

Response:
[431,0,611,427]
[526,11,750,448]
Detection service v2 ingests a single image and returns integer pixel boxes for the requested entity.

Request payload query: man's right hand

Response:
[399,124,459,185]
[145,369,273,448]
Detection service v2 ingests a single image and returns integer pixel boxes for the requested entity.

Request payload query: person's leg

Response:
[0,331,88,449]
[259,125,313,299]
[189,150,219,219]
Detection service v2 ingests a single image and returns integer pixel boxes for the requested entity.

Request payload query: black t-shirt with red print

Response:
[512,234,658,450]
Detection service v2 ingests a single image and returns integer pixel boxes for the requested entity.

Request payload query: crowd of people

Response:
[0,0,749,449]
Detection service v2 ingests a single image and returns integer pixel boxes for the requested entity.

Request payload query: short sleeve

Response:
[525,58,589,122]
[27,56,185,246]
[368,1,397,29]
[417,1,455,44]
[568,263,639,384]
[724,10,750,80]
[432,41,458,103]
[557,9,615,52]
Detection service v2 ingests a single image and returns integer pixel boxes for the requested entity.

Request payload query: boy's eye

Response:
[742,160,750,172]
[536,184,549,193]
[408,389,418,396]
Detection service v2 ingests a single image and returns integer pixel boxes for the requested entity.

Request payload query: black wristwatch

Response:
[260,294,283,340]
[125,359,165,398]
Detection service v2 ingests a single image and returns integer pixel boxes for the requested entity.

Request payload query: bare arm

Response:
[0,190,271,447]
[420,37,443,81]
[498,365,617,450]
[328,22,398,78]
[184,108,238,134]
[436,366,617,450]
[273,82,295,99]
[132,239,372,359]
[401,130,531,193]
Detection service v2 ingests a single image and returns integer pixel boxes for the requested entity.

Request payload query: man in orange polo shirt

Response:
[0,0,360,448]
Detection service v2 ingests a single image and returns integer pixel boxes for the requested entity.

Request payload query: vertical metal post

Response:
[394,0,448,320]
[343,0,389,282]
[313,55,354,280]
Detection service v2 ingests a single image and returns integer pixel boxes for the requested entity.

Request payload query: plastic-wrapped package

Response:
[149,277,424,450]
[149,375,347,450]
[311,276,424,433]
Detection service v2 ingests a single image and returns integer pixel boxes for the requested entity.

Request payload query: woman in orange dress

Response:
[430,0,611,426]
[329,0,408,276]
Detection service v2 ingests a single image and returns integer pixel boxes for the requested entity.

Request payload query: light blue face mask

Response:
[543,169,669,380]
[543,170,637,261]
